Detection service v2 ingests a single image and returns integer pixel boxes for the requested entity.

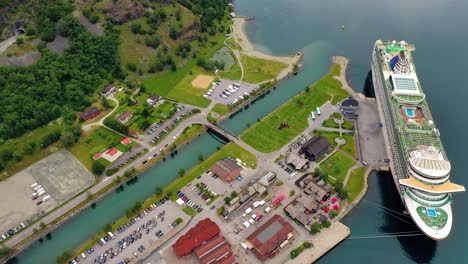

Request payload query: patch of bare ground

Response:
[73,10,104,36]
[0,51,41,66]
[47,35,70,55]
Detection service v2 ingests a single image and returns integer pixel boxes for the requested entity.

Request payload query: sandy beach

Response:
[231,17,298,65]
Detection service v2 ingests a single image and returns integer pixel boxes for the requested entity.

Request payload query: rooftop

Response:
[172,218,220,257]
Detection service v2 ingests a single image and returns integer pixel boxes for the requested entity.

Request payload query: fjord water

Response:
[15,0,468,262]
[233,0,468,263]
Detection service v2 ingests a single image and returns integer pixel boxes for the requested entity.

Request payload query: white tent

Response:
[176,198,184,206]
[243,221,251,228]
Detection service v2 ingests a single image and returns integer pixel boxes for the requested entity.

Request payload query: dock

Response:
[285,221,350,264]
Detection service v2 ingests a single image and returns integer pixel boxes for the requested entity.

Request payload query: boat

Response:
[371,40,465,240]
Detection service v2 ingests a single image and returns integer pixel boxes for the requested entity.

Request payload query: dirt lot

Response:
[29,150,95,204]
[191,74,214,89]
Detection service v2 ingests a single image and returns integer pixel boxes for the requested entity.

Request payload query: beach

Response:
[231,17,298,65]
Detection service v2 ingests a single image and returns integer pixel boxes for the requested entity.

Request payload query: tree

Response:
[102,97,112,109]
[103,223,112,232]
[130,23,143,34]
[56,250,73,264]
[0,149,13,162]
[339,189,348,200]
[92,162,105,175]
[16,37,24,45]
[197,153,204,162]
[178,168,185,177]
[40,222,47,229]
[310,222,321,234]
[319,170,328,181]
[231,191,238,198]
[334,181,343,192]
[175,8,181,21]
[169,26,178,40]
[0,246,12,258]
[289,189,296,196]
[60,130,75,147]
[142,108,150,118]
[155,186,163,196]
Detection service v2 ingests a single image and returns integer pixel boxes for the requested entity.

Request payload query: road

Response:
[0,34,21,54]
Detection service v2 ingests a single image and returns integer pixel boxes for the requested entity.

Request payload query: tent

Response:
[176,198,184,205]
[324,207,330,213]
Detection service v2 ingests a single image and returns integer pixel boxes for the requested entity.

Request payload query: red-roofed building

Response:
[93,153,102,160]
[80,106,101,121]
[172,218,220,257]
[120,137,133,146]
[106,148,119,157]
[246,214,294,260]
[210,157,242,183]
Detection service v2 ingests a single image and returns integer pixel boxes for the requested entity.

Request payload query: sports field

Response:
[191,74,214,89]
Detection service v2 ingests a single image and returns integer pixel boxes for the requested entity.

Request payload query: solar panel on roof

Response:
[394,77,418,91]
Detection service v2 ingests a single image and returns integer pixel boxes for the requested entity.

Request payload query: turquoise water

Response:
[233,0,468,263]
[15,0,468,263]
[406,108,415,117]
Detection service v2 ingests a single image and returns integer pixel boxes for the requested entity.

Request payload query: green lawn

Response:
[68,127,124,171]
[319,151,356,183]
[240,64,349,153]
[219,58,242,80]
[173,124,206,146]
[314,130,356,158]
[165,67,213,107]
[211,103,230,117]
[241,53,288,83]
[347,167,367,203]
[168,142,257,200]
[0,122,66,181]
[182,206,197,216]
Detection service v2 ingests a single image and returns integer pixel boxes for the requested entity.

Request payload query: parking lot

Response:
[140,105,194,145]
[77,200,187,264]
[203,79,259,106]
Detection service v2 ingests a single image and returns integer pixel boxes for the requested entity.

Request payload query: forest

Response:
[0,1,120,140]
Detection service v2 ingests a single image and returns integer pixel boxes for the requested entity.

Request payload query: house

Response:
[340,97,359,120]
[100,84,116,97]
[245,214,294,261]
[96,147,123,163]
[210,157,242,183]
[80,106,101,121]
[120,137,133,146]
[286,152,308,170]
[299,136,330,161]
[258,171,276,187]
[301,177,329,201]
[146,94,163,107]
[117,111,133,124]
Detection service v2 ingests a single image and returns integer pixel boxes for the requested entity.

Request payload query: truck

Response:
[42,195,51,202]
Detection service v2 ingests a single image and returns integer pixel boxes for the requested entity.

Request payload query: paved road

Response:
[0,34,21,54]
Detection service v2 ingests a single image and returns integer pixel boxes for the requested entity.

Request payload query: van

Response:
[37,190,46,197]
[240,242,248,250]
[107,231,115,239]
[30,183,38,189]
[100,237,107,245]
[81,253,86,259]
[42,195,51,202]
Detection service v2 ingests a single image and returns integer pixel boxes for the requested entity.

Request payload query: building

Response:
[286,152,308,170]
[245,214,294,260]
[147,94,163,107]
[258,171,276,187]
[100,84,116,97]
[299,136,330,161]
[340,97,359,119]
[120,137,133,146]
[117,111,133,124]
[193,235,236,264]
[173,218,221,257]
[284,194,319,230]
[80,106,100,121]
[94,147,123,163]
[299,175,330,201]
[210,157,242,183]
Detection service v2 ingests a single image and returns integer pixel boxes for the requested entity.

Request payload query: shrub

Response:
[92,162,105,175]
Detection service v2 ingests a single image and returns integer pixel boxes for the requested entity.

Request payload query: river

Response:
[15,0,468,263]
[232,0,468,263]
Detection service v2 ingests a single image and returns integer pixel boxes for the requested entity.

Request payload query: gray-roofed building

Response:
[101,84,116,97]
[286,152,308,170]
[147,94,163,107]
[258,171,276,186]
[299,136,330,161]
[340,97,359,120]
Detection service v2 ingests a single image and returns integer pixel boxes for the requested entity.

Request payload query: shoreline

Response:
[231,17,301,65]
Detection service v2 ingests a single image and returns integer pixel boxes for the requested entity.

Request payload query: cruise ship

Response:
[371,40,465,240]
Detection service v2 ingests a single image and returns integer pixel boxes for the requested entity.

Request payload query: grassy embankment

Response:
[346,167,367,203]
[240,54,288,83]
[240,64,349,153]
[319,151,356,183]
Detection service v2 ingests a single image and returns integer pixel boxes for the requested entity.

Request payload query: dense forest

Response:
[178,0,229,33]
[0,1,120,140]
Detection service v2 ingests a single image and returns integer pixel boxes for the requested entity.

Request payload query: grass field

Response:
[314,130,356,158]
[320,151,356,183]
[182,206,197,216]
[68,127,125,171]
[0,122,66,181]
[211,103,230,117]
[241,53,288,83]
[168,142,257,200]
[210,46,235,71]
[347,167,367,203]
[322,113,355,130]
[240,64,349,153]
